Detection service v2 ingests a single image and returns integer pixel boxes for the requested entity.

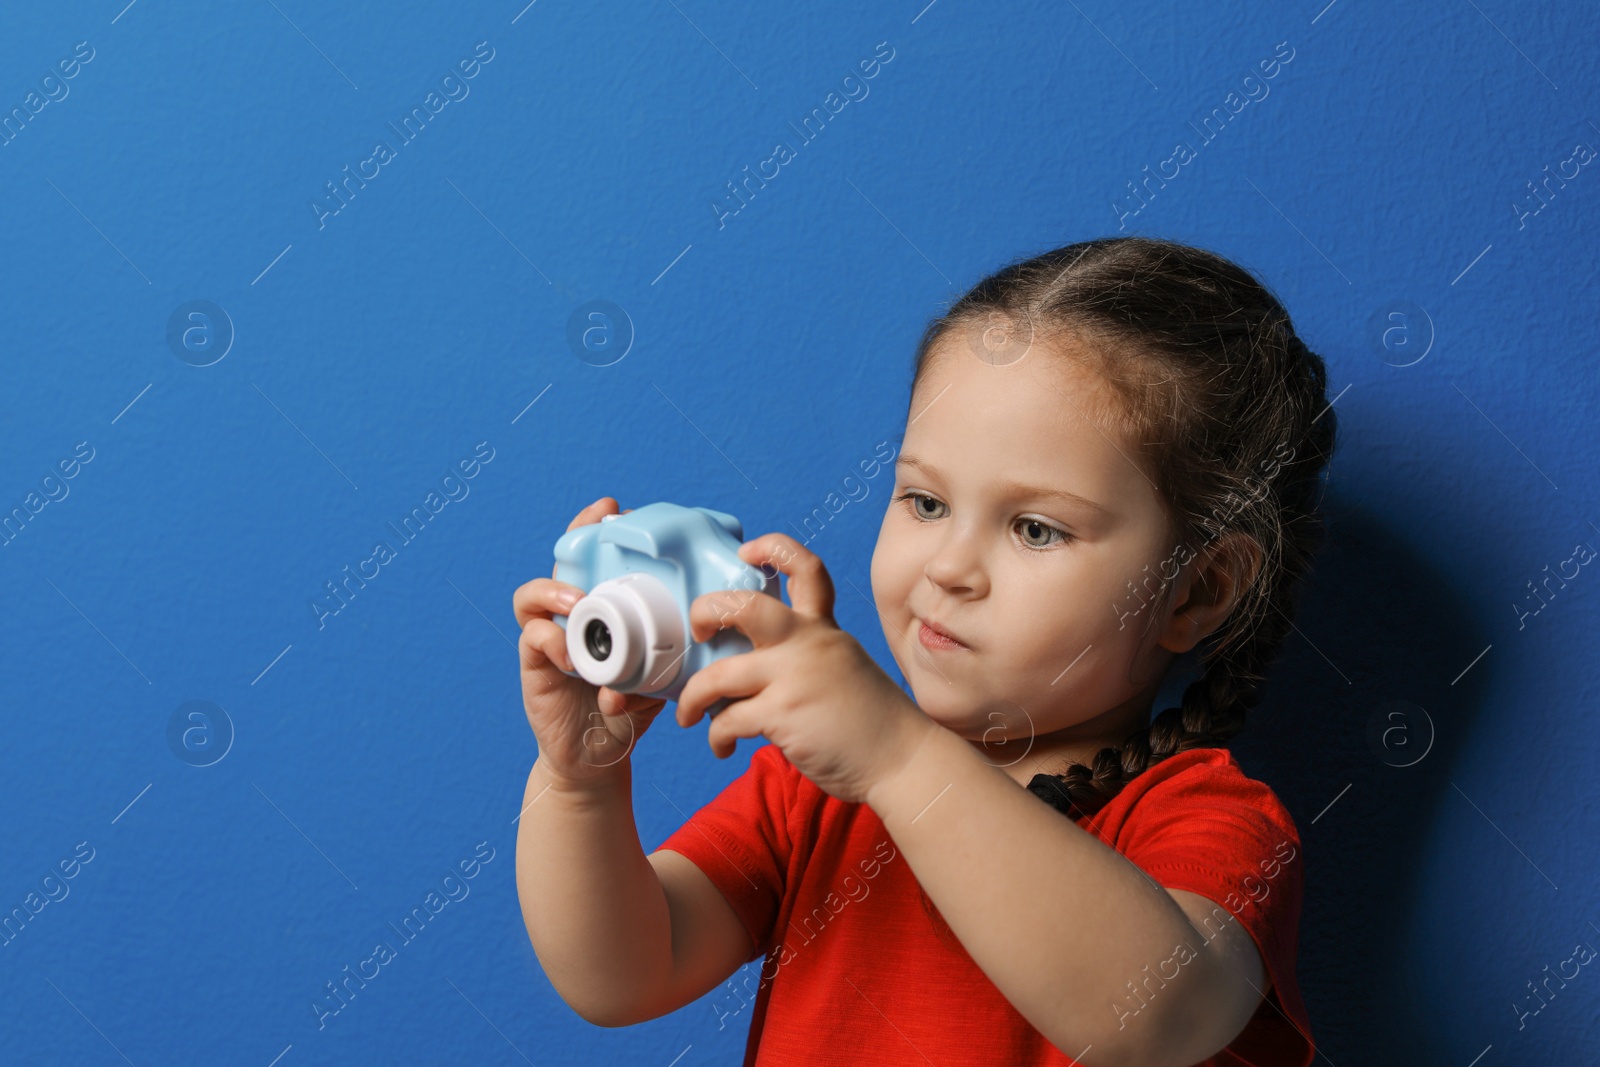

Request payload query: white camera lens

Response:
[564,572,687,693]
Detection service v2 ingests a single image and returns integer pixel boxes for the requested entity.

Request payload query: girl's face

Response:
[870,332,1185,779]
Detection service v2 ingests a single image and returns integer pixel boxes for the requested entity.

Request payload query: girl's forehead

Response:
[910,344,1134,445]
[901,345,1153,508]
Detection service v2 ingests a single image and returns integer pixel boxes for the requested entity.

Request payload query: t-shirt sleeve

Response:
[654,742,798,963]
[1115,758,1312,1060]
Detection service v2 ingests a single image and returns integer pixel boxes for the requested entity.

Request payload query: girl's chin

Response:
[912,696,999,737]
[913,690,1046,741]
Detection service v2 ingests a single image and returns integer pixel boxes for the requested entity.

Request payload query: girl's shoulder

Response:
[1085,745,1302,854]
[1112,743,1287,801]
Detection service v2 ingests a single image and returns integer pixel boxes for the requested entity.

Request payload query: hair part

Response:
[908,236,1339,820]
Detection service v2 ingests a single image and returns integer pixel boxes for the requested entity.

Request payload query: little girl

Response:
[513,236,1335,1066]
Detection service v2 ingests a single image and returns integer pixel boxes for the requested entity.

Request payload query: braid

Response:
[1026,592,1294,820]
[908,235,1338,822]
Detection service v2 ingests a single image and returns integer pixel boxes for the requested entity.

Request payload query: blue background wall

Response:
[2,1,1596,1063]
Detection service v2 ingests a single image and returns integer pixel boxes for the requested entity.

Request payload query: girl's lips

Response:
[918,620,968,651]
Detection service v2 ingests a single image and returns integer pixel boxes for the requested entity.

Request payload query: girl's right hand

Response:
[513,496,669,789]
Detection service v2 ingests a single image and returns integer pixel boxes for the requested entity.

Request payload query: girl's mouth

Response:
[918,619,968,651]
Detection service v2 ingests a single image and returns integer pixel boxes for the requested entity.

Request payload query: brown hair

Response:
[908,236,1338,820]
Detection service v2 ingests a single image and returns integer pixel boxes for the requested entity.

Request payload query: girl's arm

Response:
[865,724,1270,1067]
[515,755,751,1026]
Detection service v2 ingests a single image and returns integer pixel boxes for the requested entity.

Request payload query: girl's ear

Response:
[1155,532,1263,654]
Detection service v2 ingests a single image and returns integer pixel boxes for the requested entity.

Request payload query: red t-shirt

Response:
[657,741,1314,1066]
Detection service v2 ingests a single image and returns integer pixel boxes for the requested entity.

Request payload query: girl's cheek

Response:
[868,540,899,606]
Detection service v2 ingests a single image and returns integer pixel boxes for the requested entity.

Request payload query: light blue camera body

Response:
[552,502,780,710]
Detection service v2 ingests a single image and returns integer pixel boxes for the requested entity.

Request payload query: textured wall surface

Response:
[0,2,1595,1064]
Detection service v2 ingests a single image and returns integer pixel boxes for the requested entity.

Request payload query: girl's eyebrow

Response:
[895,454,1112,515]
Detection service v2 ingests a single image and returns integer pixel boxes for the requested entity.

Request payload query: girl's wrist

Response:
[865,712,948,817]
[530,752,632,802]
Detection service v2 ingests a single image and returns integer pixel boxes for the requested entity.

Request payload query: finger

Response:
[553,499,633,579]
[736,533,836,621]
[616,690,666,716]
[519,618,575,692]
[689,586,794,649]
[566,496,620,533]
[675,650,772,729]
[704,697,767,760]
[513,577,586,629]
[520,618,573,672]
[555,498,616,577]
[596,686,624,715]
[596,686,664,716]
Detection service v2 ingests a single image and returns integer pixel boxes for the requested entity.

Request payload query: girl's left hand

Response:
[675,533,938,805]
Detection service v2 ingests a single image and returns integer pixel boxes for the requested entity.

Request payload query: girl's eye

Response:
[896,492,1072,550]
[1015,517,1070,549]
[897,490,947,521]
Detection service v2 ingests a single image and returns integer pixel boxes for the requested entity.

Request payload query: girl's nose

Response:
[923,524,987,599]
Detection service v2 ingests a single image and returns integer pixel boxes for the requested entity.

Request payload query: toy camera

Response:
[552,502,780,713]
